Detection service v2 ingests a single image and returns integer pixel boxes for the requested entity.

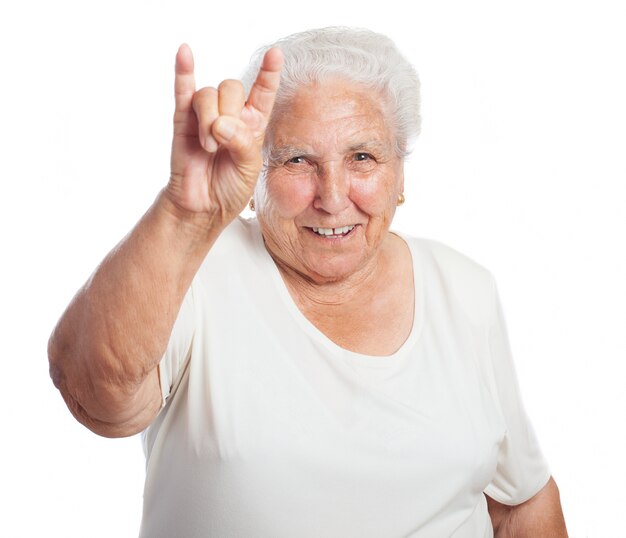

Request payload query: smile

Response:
[310,225,356,237]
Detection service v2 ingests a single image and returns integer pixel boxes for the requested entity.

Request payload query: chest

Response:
[144,271,505,535]
[159,280,504,476]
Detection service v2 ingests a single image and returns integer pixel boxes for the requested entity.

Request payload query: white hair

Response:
[241,27,421,158]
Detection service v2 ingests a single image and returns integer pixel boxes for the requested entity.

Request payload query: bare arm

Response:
[48,44,283,437]
[48,194,222,437]
[486,476,568,537]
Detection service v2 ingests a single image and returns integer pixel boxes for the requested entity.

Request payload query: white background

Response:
[1,0,624,536]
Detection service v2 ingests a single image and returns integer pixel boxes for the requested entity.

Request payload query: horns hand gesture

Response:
[166,44,283,223]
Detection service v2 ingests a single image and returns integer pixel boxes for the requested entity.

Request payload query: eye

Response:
[353,152,374,162]
[282,155,316,173]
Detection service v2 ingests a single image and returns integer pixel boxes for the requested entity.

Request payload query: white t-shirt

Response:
[139,217,550,538]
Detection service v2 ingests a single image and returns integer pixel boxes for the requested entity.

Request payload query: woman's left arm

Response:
[486,476,568,537]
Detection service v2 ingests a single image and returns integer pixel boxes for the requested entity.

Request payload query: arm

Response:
[48,44,283,438]
[486,476,568,537]
[48,193,221,438]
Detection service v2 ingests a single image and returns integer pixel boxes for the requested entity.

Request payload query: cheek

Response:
[263,174,316,218]
[350,171,400,216]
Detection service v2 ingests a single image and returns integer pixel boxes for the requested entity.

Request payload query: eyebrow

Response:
[265,145,315,166]
[266,140,390,166]
[348,141,389,154]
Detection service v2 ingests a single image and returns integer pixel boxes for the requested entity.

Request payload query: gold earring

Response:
[249,199,255,211]
[397,193,405,206]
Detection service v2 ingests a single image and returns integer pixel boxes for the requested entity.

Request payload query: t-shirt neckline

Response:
[250,220,424,367]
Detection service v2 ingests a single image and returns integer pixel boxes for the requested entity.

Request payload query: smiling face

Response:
[255,78,404,284]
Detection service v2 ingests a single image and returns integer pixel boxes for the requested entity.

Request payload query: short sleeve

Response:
[483,280,552,505]
[157,285,195,408]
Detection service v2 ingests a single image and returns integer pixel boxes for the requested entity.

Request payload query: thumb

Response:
[212,116,261,169]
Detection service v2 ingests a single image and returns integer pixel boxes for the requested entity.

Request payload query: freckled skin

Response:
[256,79,404,285]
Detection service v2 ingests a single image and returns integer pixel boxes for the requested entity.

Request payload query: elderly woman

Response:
[49,28,567,537]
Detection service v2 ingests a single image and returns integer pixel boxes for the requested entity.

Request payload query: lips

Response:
[310,225,356,237]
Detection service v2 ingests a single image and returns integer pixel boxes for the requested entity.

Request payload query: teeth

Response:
[311,225,355,236]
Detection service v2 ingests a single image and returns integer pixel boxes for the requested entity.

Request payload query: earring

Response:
[397,193,405,206]
[249,199,255,211]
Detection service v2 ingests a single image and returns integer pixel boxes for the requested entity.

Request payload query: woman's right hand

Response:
[166,44,283,223]
[48,44,283,438]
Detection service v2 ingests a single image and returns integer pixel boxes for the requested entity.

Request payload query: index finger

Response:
[246,47,284,120]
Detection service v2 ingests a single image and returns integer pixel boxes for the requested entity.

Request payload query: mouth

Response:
[308,225,356,238]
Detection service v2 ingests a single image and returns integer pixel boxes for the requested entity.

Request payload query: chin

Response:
[301,256,366,284]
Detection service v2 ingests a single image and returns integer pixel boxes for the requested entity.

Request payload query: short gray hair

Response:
[242,27,421,158]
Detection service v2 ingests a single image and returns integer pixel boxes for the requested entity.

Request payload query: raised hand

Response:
[166,44,283,221]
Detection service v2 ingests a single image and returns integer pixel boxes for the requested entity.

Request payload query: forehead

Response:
[267,78,393,150]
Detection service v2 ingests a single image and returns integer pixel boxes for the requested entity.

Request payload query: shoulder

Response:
[198,216,263,264]
[193,216,266,285]
[413,236,494,288]
[401,233,499,326]
[209,216,261,254]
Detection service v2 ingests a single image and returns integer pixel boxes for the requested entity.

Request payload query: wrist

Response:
[154,189,230,251]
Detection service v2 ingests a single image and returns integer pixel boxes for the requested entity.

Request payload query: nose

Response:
[313,162,351,214]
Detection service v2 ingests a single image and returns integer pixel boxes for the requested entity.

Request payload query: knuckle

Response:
[192,87,217,106]
[218,79,244,95]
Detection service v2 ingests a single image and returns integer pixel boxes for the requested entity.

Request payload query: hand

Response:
[166,43,283,222]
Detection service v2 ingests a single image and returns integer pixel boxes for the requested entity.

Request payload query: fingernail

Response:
[205,137,218,152]
[216,117,236,141]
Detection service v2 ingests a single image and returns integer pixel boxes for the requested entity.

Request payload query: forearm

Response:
[487,477,568,537]
[48,190,226,433]
[49,41,282,436]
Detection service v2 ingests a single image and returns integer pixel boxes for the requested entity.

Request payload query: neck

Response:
[267,232,415,356]
[269,236,392,309]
